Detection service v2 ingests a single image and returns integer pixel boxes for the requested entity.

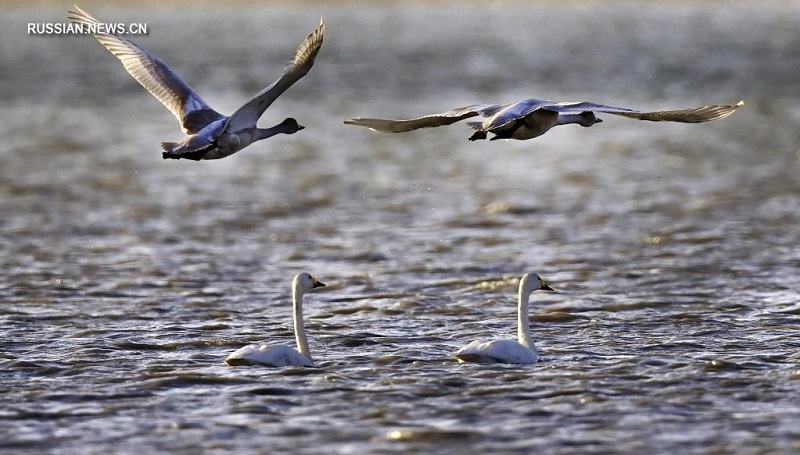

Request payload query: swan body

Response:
[225,273,326,367]
[225,343,315,368]
[454,273,554,365]
[68,6,324,160]
[344,98,744,141]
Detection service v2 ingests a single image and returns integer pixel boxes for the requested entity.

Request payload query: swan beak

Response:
[313,280,326,288]
[297,124,306,130]
[541,284,554,291]
[539,278,554,291]
[595,117,603,123]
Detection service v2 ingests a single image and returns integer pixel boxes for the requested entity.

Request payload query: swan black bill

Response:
[313,280,326,288]
[539,279,554,291]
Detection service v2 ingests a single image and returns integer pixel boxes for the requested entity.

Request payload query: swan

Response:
[225,273,326,367]
[67,6,324,161]
[344,98,744,141]
[454,273,554,364]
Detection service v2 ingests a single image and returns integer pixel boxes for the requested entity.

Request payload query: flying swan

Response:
[344,98,744,141]
[454,273,554,364]
[68,6,324,160]
[225,273,326,367]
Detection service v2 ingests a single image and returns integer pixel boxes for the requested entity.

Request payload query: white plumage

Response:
[225,273,326,368]
[454,273,554,365]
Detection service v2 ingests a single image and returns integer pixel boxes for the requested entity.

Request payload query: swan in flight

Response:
[68,6,324,160]
[225,273,326,367]
[454,273,554,364]
[344,98,744,141]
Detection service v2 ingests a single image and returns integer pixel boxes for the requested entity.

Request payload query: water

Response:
[2,2,800,453]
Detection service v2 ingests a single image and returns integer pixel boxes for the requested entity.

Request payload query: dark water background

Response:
[2,2,799,453]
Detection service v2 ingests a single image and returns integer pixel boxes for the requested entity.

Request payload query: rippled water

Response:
[2,2,800,453]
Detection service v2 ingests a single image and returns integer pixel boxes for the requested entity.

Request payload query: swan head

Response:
[294,272,326,293]
[578,111,602,127]
[520,273,554,294]
[280,118,305,134]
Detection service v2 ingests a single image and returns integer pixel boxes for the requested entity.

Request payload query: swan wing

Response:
[225,343,313,367]
[481,99,554,130]
[225,18,325,133]
[546,100,745,123]
[343,104,504,133]
[67,6,225,135]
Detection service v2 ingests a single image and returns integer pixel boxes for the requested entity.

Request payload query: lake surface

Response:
[2,2,800,453]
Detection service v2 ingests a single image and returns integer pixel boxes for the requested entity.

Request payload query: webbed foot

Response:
[468,131,487,141]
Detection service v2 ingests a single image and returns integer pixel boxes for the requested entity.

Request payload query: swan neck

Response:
[256,122,295,140]
[555,112,596,127]
[517,284,534,349]
[555,113,582,126]
[292,282,312,362]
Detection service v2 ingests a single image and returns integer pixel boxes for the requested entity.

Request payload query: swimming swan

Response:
[344,99,744,141]
[67,6,324,160]
[454,273,554,364]
[225,273,326,367]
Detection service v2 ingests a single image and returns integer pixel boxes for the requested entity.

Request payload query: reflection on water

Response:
[2,2,800,454]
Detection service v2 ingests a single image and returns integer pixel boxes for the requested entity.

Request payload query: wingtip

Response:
[309,17,325,44]
[67,4,95,23]
[735,100,745,107]
[68,4,86,17]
